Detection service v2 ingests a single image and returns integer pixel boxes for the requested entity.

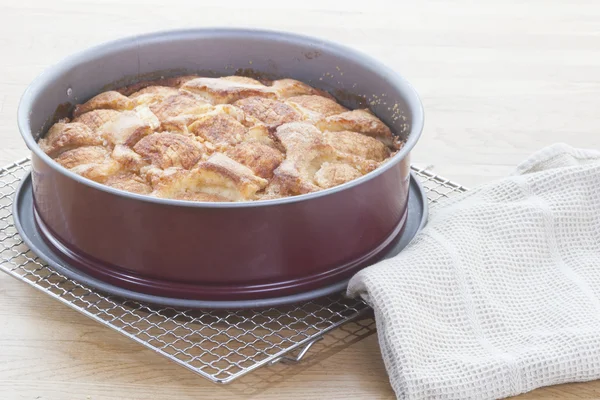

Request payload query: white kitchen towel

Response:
[347,143,600,400]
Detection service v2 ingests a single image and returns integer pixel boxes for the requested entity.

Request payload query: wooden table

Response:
[2,1,600,398]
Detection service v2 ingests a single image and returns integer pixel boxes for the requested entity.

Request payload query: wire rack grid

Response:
[0,159,467,385]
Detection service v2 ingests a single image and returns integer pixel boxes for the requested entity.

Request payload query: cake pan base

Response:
[13,172,428,309]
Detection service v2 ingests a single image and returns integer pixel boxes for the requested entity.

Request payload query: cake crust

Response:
[41,75,401,201]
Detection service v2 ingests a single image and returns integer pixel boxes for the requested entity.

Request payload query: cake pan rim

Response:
[17,27,424,209]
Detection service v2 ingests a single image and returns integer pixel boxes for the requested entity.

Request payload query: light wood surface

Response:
[2,1,600,398]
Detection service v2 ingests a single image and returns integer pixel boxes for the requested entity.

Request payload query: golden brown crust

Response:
[133,132,204,170]
[286,95,348,120]
[226,140,284,179]
[73,91,135,117]
[98,110,155,147]
[314,162,362,189]
[216,104,262,128]
[234,97,302,129]
[152,153,268,201]
[57,147,121,183]
[150,92,211,122]
[188,113,248,150]
[130,86,180,106]
[41,75,400,202]
[221,76,264,85]
[116,75,199,96]
[72,109,122,132]
[316,109,394,147]
[181,77,277,104]
[104,172,153,194]
[130,85,180,98]
[271,122,338,195]
[245,124,277,147]
[55,146,109,169]
[271,79,334,99]
[38,122,103,157]
[111,144,148,172]
[323,130,390,161]
[195,153,268,193]
[143,166,183,193]
[268,162,321,196]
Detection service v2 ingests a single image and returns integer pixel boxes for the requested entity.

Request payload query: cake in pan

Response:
[39,75,403,202]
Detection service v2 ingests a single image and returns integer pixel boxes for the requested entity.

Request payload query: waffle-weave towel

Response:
[348,144,600,399]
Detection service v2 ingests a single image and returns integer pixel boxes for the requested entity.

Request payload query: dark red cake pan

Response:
[13,171,427,309]
[17,29,424,302]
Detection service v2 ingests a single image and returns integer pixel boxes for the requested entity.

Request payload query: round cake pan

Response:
[17,29,424,301]
[13,171,427,309]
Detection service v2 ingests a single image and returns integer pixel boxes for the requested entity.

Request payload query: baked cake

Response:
[39,75,403,202]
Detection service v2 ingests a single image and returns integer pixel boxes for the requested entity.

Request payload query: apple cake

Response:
[39,75,403,202]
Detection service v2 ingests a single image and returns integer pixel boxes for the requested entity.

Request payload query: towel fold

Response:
[348,143,600,399]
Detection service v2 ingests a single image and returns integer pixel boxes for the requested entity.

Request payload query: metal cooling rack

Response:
[0,159,467,385]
